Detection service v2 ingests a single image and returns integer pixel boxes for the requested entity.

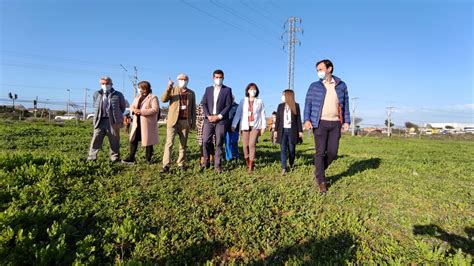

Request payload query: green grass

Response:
[0,120,473,264]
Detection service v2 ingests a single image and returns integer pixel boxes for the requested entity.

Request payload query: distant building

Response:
[424,123,474,133]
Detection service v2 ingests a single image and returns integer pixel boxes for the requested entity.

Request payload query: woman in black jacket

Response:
[274,89,303,176]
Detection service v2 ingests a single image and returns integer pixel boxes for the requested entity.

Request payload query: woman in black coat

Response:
[274,89,303,176]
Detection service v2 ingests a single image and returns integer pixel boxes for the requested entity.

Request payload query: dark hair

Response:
[213,69,224,77]
[245,83,259,98]
[272,111,277,115]
[316,59,334,74]
[138,81,152,93]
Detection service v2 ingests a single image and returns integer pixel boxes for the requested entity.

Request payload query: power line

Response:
[1,50,168,76]
[181,0,278,49]
[210,0,282,40]
[238,0,283,27]
[1,60,122,77]
[0,83,86,91]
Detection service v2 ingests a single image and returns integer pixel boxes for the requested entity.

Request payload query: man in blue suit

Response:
[201,69,233,173]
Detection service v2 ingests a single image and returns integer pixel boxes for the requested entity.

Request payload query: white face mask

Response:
[178,80,188,88]
[281,95,286,102]
[249,90,256,97]
[317,70,326,80]
[101,84,112,92]
[214,78,223,86]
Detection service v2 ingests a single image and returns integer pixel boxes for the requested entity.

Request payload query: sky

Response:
[1,0,472,127]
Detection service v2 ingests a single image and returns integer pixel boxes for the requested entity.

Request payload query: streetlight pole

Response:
[47,99,51,122]
[67,89,71,116]
[84,88,89,120]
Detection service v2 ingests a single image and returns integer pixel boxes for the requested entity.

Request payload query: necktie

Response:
[102,93,109,117]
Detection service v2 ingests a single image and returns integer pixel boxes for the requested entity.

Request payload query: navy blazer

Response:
[275,103,303,145]
[200,85,233,125]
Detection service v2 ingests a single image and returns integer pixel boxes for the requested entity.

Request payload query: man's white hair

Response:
[176,73,188,80]
[100,76,113,84]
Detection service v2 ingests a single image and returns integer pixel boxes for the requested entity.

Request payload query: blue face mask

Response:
[317,71,326,80]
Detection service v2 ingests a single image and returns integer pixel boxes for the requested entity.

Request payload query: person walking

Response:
[304,59,350,194]
[231,83,266,173]
[87,76,126,162]
[275,89,303,176]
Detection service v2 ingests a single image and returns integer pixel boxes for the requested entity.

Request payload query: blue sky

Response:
[1,0,472,126]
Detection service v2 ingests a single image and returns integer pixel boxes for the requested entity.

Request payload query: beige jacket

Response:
[161,85,196,129]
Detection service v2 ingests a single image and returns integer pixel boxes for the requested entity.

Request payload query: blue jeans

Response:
[225,130,239,161]
[280,128,296,170]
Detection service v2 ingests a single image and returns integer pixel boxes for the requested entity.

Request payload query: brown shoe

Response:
[318,182,327,194]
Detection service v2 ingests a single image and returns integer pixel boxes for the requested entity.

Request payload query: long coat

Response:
[130,93,159,146]
[275,103,303,145]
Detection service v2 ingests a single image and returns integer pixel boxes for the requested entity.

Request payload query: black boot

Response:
[145,145,153,164]
[122,142,138,164]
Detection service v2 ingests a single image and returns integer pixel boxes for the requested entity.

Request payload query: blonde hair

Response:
[283,89,297,115]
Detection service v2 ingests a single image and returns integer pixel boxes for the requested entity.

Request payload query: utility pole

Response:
[34,96,38,118]
[132,66,138,98]
[83,88,89,120]
[120,64,128,93]
[66,89,71,116]
[282,17,303,91]
[351,97,358,136]
[47,99,51,122]
[386,106,395,137]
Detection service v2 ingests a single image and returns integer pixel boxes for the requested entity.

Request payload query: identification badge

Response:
[181,106,187,110]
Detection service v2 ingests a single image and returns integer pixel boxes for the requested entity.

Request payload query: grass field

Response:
[0,120,473,264]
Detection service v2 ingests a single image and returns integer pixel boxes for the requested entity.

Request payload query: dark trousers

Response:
[126,120,153,162]
[202,120,226,168]
[280,128,296,170]
[313,120,341,183]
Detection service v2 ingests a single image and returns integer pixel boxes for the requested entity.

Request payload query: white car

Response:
[54,114,78,121]
[86,108,130,120]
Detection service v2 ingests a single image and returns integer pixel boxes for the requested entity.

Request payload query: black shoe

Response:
[179,165,187,171]
[121,158,134,164]
[160,166,170,173]
[289,164,295,171]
